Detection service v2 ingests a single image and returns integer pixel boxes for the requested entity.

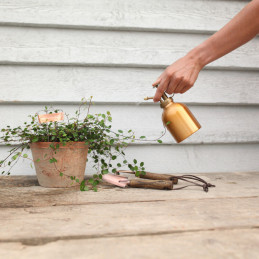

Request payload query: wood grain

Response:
[0,26,258,69]
[128,179,173,190]
[0,196,258,241]
[0,173,258,209]
[0,66,258,105]
[0,0,248,33]
[0,229,259,259]
[0,173,258,258]
[1,229,258,259]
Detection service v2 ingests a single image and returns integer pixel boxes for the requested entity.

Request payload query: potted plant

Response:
[0,98,163,191]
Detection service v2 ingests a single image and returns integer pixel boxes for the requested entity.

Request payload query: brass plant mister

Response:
[144,87,201,143]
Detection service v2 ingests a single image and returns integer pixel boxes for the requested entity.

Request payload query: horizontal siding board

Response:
[0,26,258,69]
[0,104,259,144]
[0,66,258,105]
[0,0,248,33]
[1,143,258,175]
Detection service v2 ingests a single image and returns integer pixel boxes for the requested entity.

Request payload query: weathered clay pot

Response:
[30,142,89,188]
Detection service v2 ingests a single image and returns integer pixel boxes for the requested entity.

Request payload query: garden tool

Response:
[103,171,215,192]
[117,170,215,192]
[117,170,178,184]
[144,86,201,143]
[102,174,173,190]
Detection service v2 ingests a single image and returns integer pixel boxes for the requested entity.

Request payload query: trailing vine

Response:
[0,97,165,191]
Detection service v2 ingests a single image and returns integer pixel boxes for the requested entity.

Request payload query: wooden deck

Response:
[0,172,259,258]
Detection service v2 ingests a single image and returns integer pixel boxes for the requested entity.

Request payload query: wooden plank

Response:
[0,229,258,259]
[0,104,259,144]
[0,196,258,241]
[1,144,259,176]
[0,0,248,33]
[0,172,258,208]
[0,26,258,69]
[0,66,258,105]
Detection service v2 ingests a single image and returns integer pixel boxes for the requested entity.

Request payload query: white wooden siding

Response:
[0,0,258,175]
[0,26,258,69]
[0,0,250,33]
[1,66,259,104]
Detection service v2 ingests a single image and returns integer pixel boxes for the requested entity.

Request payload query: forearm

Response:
[188,0,259,68]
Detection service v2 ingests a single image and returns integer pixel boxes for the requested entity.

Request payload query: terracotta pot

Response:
[30,142,89,188]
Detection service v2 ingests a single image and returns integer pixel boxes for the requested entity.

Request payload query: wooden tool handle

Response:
[139,172,178,184]
[117,170,178,184]
[128,179,173,190]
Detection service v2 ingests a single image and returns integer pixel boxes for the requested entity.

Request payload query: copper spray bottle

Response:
[144,91,201,143]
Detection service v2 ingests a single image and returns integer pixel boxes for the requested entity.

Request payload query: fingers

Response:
[152,77,162,87]
[153,78,169,102]
[175,79,189,93]
[179,73,197,93]
[167,76,182,94]
[181,84,192,94]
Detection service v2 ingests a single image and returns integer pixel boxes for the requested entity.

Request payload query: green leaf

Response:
[111,155,117,160]
[123,160,127,164]
[93,187,98,192]
[166,121,171,125]
[76,179,79,183]
[135,171,140,177]
[49,158,57,163]
[102,169,109,174]
[35,158,40,162]
[117,163,121,167]
[118,130,123,133]
[59,172,63,176]
[140,136,146,139]
[140,162,144,167]
[133,159,137,164]
[80,180,86,191]
[141,171,146,176]
[84,186,89,191]
[157,139,163,144]
[128,164,133,170]
[12,154,18,161]
[23,154,28,158]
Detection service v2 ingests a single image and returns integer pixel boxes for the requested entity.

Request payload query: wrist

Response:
[186,42,213,69]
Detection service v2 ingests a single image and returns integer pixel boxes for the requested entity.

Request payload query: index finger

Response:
[153,79,168,102]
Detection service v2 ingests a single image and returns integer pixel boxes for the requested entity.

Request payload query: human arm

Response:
[153,0,259,102]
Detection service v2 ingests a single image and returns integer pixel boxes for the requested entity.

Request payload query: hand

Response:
[152,54,203,102]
